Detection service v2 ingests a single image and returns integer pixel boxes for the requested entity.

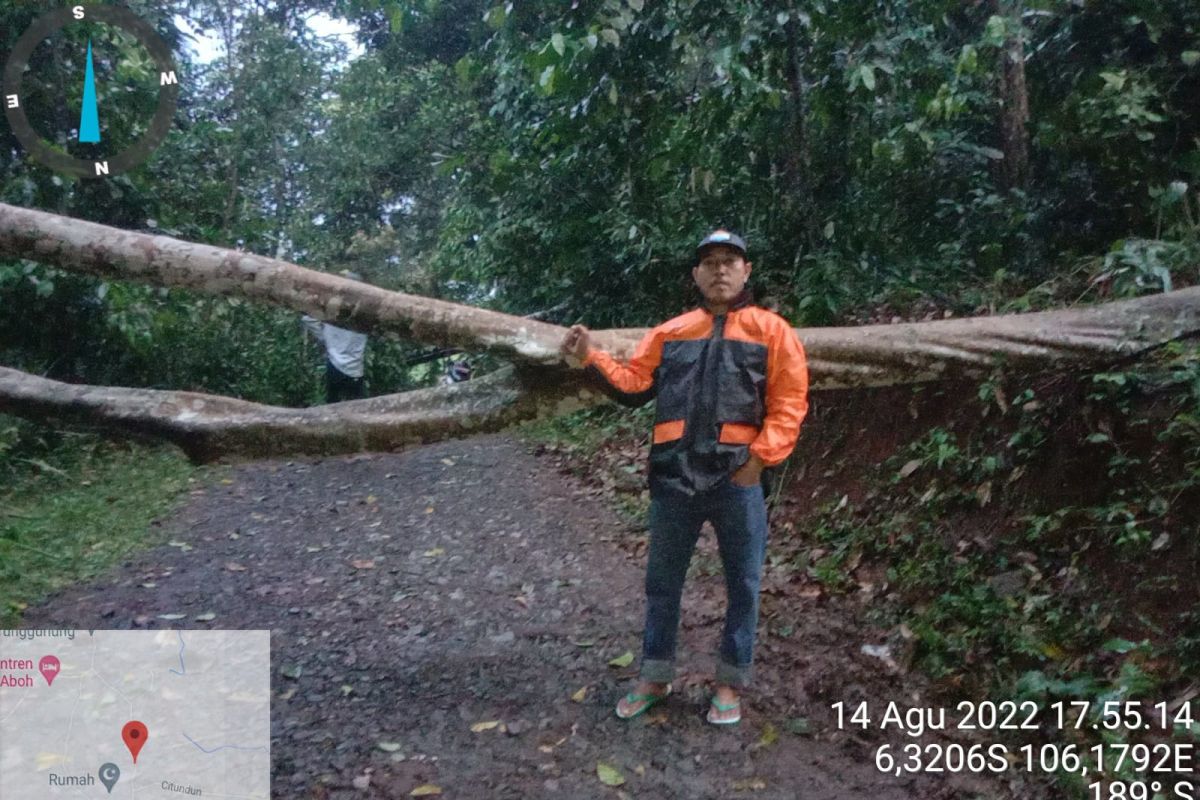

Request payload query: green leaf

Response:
[596,763,625,787]
[551,33,566,57]
[455,56,475,84]
[978,146,1005,160]
[983,15,1007,47]
[1183,51,1200,67]
[607,650,634,667]
[1101,638,1139,654]
[628,0,644,11]
[539,65,557,93]
[388,5,405,33]
[859,64,876,91]
[600,28,620,47]
[1099,71,1126,91]
[484,5,506,29]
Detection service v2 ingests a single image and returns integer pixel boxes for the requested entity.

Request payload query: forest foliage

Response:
[1,0,1199,425]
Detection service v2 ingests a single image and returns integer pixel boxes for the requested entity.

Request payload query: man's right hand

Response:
[561,324,592,361]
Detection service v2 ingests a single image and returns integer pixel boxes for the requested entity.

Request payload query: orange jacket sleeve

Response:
[583,327,663,395]
[749,322,809,466]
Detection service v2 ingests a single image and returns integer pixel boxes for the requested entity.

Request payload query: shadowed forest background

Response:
[2,2,1200,796]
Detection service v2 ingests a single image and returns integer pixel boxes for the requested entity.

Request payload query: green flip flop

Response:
[707,697,742,725]
[614,684,672,720]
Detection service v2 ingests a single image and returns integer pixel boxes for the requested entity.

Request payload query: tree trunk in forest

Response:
[1,202,1198,461]
[220,0,243,242]
[993,0,1030,191]
[783,17,817,246]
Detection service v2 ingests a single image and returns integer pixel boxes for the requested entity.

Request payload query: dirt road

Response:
[22,434,990,799]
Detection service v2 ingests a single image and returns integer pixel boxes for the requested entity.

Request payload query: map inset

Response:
[0,630,269,799]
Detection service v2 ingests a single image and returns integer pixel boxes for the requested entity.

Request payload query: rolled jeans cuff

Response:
[639,658,675,684]
[715,657,753,688]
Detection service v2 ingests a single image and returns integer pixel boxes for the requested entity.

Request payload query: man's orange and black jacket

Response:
[584,292,810,498]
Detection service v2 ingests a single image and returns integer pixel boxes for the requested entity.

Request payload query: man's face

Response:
[692,245,752,306]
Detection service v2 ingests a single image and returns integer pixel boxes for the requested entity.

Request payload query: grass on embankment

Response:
[0,422,197,627]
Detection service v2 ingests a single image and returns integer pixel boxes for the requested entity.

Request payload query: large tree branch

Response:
[594,286,1200,388]
[0,203,568,364]
[0,364,603,462]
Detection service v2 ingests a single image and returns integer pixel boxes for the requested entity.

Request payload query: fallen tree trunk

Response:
[0,364,599,462]
[597,282,1200,389]
[0,203,568,364]
[3,203,1198,387]
[1,202,1198,460]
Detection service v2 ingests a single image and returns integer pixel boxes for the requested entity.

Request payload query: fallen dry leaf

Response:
[423,547,445,557]
[351,559,376,569]
[224,562,248,572]
[571,686,588,702]
[733,778,767,791]
[608,651,634,668]
[410,785,442,797]
[470,720,501,733]
[596,763,625,787]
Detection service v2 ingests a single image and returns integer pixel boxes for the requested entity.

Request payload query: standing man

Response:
[301,270,369,403]
[561,230,809,725]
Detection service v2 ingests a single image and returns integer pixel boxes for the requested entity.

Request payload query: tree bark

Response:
[1,202,1199,461]
[993,0,1030,191]
[0,363,601,463]
[0,203,569,364]
[783,16,818,245]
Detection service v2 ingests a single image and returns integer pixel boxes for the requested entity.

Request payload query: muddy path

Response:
[21,434,999,799]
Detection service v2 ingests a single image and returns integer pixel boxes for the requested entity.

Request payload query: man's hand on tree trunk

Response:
[561,324,592,361]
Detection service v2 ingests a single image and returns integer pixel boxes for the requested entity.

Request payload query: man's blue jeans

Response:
[638,476,769,688]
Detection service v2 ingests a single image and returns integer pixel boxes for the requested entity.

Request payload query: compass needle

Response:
[79,38,100,143]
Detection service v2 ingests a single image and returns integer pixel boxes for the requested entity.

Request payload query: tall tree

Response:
[992,0,1030,191]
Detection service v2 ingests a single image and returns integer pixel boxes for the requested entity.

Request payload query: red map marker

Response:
[38,655,60,686]
[121,721,148,763]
